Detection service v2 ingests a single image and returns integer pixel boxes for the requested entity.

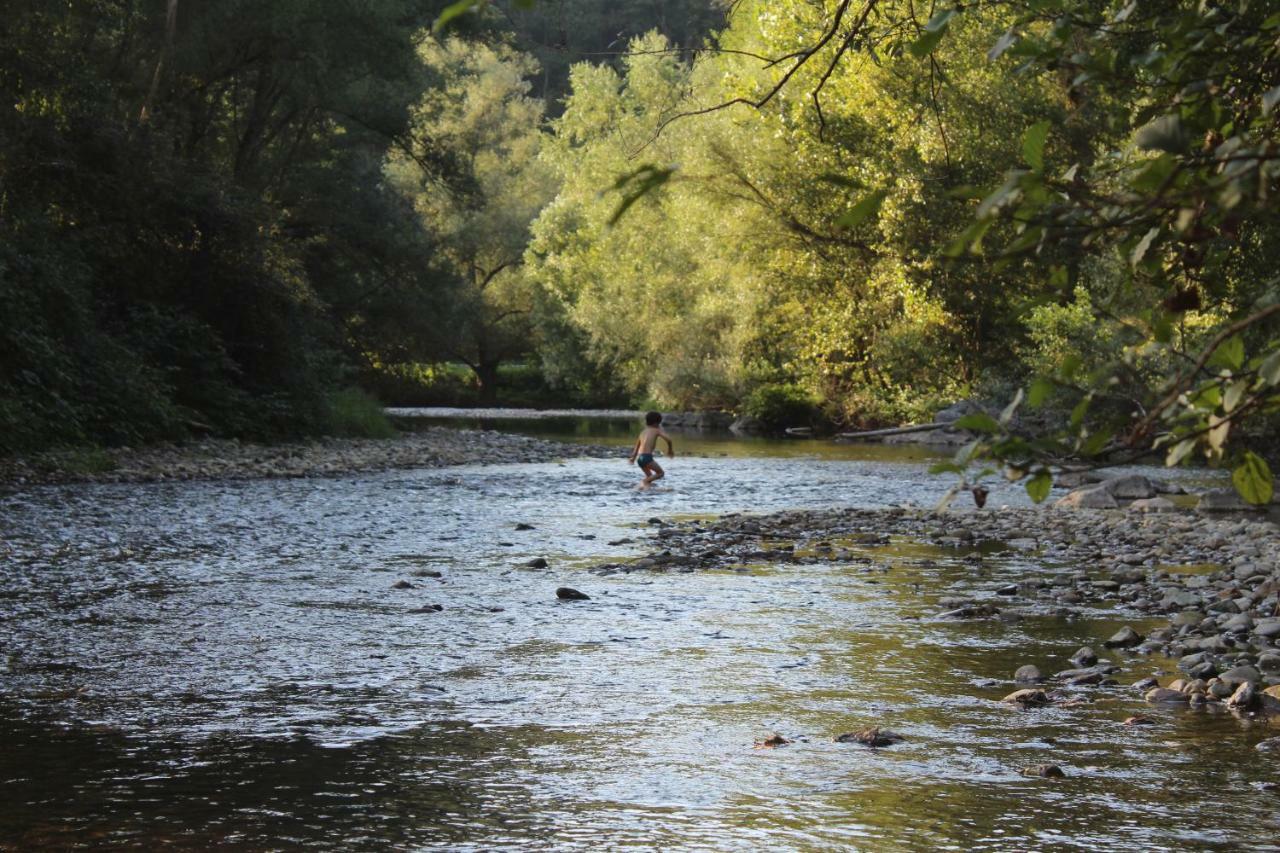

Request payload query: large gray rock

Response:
[1254,618,1280,639]
[1218,665,1261,688]
[1015,664,1045,683]
[1102,475,1159,500]
[1198,489,1266,512]
[934,400,984,423]
[1055,486,1119,509]
[729,416,768,435]
[1130,497,1176,512]
[1104,626,1144,648]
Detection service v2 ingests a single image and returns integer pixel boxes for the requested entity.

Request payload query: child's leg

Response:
[646,461,664,483]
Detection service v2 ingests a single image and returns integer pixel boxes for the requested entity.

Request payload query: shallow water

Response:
[1,428,1276,850]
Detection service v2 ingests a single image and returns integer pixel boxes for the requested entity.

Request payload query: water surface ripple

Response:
[1,449,1276,850]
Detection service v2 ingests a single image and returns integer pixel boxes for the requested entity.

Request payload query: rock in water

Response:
[1070,646,1098,667]
[1021,764,1065,778]
[391,580,415,589]
[514,522,535,530]
[525,557,549,568]
[1104,626,1143,648]
[754,733,791,748]
[1014,665,1045,683]
[556,587,590,601]
[409,603,444,613]
[834,727,904,747]
[1002,689,1052,706]
[1145,687,1190,704]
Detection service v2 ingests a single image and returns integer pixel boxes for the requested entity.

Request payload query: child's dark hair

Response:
[645,410,662,426]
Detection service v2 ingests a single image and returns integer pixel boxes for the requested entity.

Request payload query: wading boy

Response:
[628,411,674,489]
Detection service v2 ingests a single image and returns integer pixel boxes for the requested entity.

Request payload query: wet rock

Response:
[754,733,791,748]
[1227,681,1257,709]
[525,558,549,569]
[834,727,904,747]
[1146,687,1190,704]
[996,584,1019,596]
[1255,618,1280,639]
[1198,489,1265,512]
[1070,646,1098,667]
[1256,737,1280,752]
[1021,764,1065,778]
[1102,475,1158,500]
[555,587,590,601]
[1104,626,1144,648]
[391,580,415,590]
[1056,486,1119,509]
[1014,665,1045,683]
[939,603,1001,619]
[409,603,444,613]
[1219,665,1261,688]
[1123,715,1155,726]
[414,569,444,578]
[514,523,535,531]
[1133,676,1159,690]
[1130,497,1176,513]
[1002,689,1052,706]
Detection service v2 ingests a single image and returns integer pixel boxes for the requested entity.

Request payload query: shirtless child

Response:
[628,411,674,489]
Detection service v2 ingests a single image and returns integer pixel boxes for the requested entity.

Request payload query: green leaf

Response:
[1081,428,1112,456]
[1207,335,1245,372]
[1134,114,1190,154]
[835,190,888,229]
[1027,377,1054,407]
[1000,388,1024,425]
[1232,451,1274,505]
[1069,394,1091,428]
[988,29,1018,61]
[929,461,965,475]
[1130,154,1176,193]
[1223,379,1249,413]
[943,219,993,257]
[1264,86,1280,117]
[433,0,487,33]
[1022,121,1050,171]
[1208,414,1230,453]
[1259,350,1280,386]
[607,165,675,226]
[1166,437,1197,466]
[1130,227,1160,267]
[1025,471,1052,503]
[909,27,948,58]
[952,412,1003,434]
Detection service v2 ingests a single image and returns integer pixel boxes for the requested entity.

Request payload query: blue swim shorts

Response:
[636,453,655,468]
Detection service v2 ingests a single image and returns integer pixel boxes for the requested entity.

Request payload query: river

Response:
[1,413,1275,850]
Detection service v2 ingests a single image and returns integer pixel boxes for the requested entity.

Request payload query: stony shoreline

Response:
[595,504,1280,733]
[0,427,619,486]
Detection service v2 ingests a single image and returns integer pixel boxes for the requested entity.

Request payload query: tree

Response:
[386,37,558,403]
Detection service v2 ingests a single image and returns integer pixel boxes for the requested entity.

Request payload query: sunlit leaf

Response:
[433,0,487,33]
[1208,414,1230,452]
[1130,227,1159,267]
[1000,388,1024,425]
[1166,437,1197,466]
[1232,451,1274,505]
[909,27,948,58]
[1259,350,1280,386]
[1223,379,1249,413]
[1025,471,1052,503]
[1027,377,1054,407]
[989,29,1018,61]
[1207,335,1245,372]
[1022,121,1050,171]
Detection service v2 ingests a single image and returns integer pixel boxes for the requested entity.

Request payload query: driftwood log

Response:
[836,422,949,440]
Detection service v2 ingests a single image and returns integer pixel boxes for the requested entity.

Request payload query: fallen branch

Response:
[837,422,949,440]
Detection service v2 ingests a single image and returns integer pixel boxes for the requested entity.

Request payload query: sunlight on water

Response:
[0,425,1275,850]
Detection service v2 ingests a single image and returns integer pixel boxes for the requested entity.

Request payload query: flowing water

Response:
[1,414,1276,850]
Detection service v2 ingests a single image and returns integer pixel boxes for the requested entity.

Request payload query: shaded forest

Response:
[2,0,1277,498]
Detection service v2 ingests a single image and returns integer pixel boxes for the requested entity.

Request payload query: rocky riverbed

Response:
[0,427,618,486]
[594,504,1280,742]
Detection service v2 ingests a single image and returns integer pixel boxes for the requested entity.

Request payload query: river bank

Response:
[602,504,1280,720]
[0,427,619,486]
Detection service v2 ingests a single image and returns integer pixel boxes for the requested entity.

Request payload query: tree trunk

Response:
[475,361,500,406]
